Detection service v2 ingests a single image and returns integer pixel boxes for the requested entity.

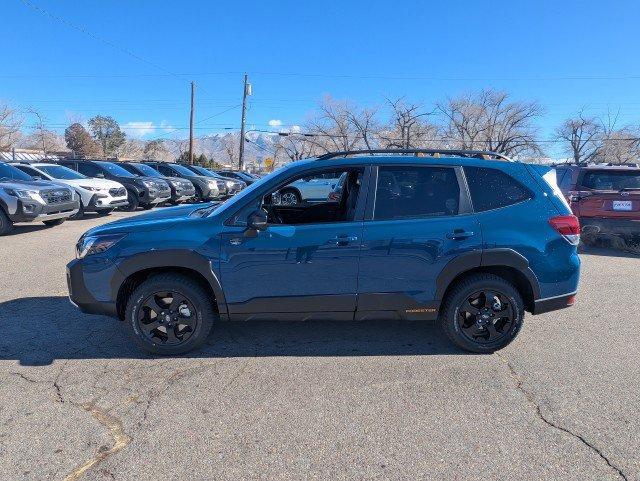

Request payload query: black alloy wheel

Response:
[125,273,215,355]
[440,273,524,353]
[457,290,514,345]
[137,291,197,346]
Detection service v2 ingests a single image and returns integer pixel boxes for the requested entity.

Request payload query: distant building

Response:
[0,148,69,163]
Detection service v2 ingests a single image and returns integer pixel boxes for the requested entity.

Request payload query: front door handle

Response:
[446,229,475,240]
[329,235,359,246]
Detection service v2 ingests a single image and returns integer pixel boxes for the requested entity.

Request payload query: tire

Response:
[0,208,14,236]
[279,188,301,205]
[125,273,215,355]
[121,190,139,211]
[193,186,204,203]
[142,203,154,210]
[43,218,65,227]
[96,208,114,216]
[440,273,524,353]
[71,201,85,220]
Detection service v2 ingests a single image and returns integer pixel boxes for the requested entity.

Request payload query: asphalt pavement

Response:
[0,212,638,481]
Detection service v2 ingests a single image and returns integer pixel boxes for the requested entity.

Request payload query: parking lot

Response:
[0,212,638,481]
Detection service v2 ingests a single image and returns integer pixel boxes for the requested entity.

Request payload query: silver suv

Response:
[0,161,79,235]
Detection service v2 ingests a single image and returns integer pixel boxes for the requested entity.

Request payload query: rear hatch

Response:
[573,169,640,219]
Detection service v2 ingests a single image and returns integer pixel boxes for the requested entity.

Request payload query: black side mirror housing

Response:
[247,209,268,231]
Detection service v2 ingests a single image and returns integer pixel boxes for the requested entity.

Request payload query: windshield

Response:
[132,163,161,177]
[0,163,34,181]
[169,164,198,176]
[190,165,218,178]
[582,170,640,190]
[95,161,137,178]
[38,164,86,180]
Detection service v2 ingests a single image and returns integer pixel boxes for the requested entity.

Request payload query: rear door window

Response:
[374,166,461,220]
[77,163,102,177]
[464,166,532,212]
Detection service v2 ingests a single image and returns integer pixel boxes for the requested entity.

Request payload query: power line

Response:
[18,0,176,76]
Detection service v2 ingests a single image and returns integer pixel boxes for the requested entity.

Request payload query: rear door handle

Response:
[446,229,474,240]
[329,235,359,246]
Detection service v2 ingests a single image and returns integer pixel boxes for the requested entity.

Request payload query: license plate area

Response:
[613,200,633,211]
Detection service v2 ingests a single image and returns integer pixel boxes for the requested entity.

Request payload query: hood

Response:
[61,178,125,190]
[83,203,208,237]
[0,178,63,190]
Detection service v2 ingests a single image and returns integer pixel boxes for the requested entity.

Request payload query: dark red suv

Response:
[555,164,640,240]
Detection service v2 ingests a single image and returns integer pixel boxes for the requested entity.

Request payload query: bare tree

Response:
[554,111,603,164]
[306,96,367,153]
[221,134,239,166]
[117,139,145,160]
[275,133,319,162]
[438,90,543,157]
[143,139,171,161]
[378,98,439,149]
[21,129,66,153]
[0,103,22,151]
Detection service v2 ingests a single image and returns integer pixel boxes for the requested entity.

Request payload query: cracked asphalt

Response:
[0,211,638,481]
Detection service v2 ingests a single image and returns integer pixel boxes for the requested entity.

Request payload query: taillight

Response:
[549,215,580,245]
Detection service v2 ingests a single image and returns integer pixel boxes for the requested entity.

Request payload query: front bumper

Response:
[580,217,640,236]
[10,198,79,223]
[66,257,123,317]
[87,194,129,211]
[148,190,172,204]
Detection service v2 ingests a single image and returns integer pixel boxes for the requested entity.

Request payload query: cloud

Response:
[268,119,282,127]
[160,120,176,134]
[123,121,156,138]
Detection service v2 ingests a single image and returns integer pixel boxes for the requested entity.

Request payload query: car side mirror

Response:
[246,209,268,232]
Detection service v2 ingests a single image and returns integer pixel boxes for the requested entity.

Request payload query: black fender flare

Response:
[114,249,228,320]
[435,248,541,301]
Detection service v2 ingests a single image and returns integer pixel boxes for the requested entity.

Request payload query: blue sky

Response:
[3,0,640,156]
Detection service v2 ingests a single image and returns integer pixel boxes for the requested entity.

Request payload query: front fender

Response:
[115,249,229,320]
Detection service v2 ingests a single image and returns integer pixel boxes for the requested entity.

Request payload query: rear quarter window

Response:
[464,166,532,212]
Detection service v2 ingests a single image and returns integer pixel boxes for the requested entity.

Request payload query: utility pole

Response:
[238,73,251,171]
[189,81,195,165]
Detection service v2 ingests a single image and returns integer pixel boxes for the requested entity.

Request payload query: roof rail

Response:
[315,149,512,161]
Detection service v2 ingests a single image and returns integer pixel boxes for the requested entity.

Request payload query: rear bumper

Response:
[580,217,640,236]
[532,292,576,315]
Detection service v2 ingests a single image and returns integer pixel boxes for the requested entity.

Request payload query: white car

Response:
[274,173,342,205]
[11,163,129,218]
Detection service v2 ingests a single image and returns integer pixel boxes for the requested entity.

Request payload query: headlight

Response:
[4,188,41,200]
[76,233,127,259]
[207,180,219,189]
[226,180,234,188]
[142,180,155,188]
[79,186,101,192]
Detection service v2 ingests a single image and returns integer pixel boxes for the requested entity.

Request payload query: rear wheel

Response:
[0,208,14,235]
[440,273,524,353]
[125,274,215,355]
[43,218,65,227]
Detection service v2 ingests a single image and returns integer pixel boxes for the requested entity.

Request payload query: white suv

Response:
[12,163,128,218]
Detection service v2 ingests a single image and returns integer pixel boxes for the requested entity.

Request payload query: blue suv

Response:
[66,149,580,355]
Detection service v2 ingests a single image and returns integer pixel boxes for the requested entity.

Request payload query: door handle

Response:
[446,229,474,240]
[329,235,359,246]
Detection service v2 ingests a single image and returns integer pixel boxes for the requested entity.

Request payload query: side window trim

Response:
[224,164,372,227]
[366,164,468,222]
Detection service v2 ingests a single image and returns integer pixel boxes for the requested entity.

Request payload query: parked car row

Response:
[0,159,250,235]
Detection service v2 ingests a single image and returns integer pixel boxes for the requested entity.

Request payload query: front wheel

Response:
[121,190,139,211]
[0,208,14,235]
[125,274,215,355]
[43,218,65,227]
[440,273,524,353]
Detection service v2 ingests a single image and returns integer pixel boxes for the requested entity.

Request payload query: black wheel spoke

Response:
[136,290,198,346]
[458,288,516,346]
[461,300,480,315]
